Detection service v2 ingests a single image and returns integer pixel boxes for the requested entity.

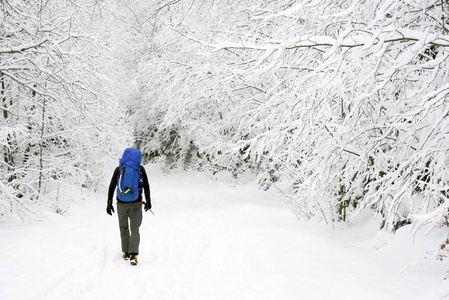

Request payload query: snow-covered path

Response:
[0,164,447,300]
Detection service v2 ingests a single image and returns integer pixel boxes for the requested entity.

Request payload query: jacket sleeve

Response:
[140,166,151,202]
[107,167,119,202]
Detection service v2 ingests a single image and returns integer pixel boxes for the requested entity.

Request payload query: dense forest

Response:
[1,0,449,256]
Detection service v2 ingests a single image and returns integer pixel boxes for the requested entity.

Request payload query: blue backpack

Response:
[117,148,142,202]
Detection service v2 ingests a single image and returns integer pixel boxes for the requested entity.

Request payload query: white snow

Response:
[0,163,448,300]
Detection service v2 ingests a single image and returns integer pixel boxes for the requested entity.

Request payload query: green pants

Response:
[117,201,142,255]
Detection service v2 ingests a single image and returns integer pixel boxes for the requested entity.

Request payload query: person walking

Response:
[106,148,152,265]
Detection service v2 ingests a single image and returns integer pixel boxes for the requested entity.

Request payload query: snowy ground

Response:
[0,164,448,300]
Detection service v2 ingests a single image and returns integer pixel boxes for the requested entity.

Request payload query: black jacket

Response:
[108,165,151,203]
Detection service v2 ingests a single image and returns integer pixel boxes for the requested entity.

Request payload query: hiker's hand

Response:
[144,200,152,211]
[107,202,115,215]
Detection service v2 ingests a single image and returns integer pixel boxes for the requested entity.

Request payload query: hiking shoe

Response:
[123,252,129,261]
[130,254,138,265]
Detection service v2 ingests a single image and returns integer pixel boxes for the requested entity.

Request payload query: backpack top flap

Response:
[119,148,142,166]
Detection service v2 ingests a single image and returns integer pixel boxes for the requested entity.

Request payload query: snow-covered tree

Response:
[0,0,126,223]
[126,0,449,238]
